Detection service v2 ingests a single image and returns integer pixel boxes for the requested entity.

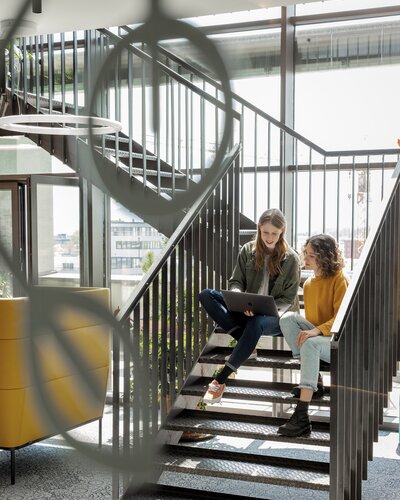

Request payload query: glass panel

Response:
[0,136,74,174]
[295,17,400,149]
[0,190,14,297]
[36,184,80,287]
[296,0,400,16]
[110,199,166,311]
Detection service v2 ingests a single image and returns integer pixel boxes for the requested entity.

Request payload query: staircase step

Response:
[181,378,331,406]
[156,444,330,491]
[124,483,261,499]
[164,409,330,447]
[199,346,331,372]
[95,145,157,161]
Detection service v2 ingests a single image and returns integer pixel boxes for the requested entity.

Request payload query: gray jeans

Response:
[280,311,331,391]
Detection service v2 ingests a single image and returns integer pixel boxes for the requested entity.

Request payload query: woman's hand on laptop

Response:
[244,310,255,316]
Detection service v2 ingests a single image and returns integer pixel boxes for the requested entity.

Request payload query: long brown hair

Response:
[253,208,289,276]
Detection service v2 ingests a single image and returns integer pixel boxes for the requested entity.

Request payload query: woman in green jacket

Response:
[199,208,301,403]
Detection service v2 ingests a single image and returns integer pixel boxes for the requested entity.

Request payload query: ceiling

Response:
[0,0,328,38]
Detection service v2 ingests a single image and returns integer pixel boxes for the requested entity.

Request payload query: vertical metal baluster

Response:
[141,43,147,188]
[214,183,221,293]
[381,153,385,200]
[322,155,327,233]
[177,241,185,388]
[351,155,356,270]
[60,33,66,115]
[254,113,258,220]
[221,172,228,287]
[190,73,194,179]
[185,83,189,189]
[178,68,182,176]
[128,47,133,178]
[114,47,120,171]
[151,276,159,437]
[166,66,170,164]
[240,105,245,214]
[185,232,193,375]
[133,305,141,449]
[22,38,27,105]
[35,36,40,112]
[47,34,54,113]
[267,121,271,209]
[294,138,299,250]
[336,156,341,242]
[169,250,177,406]
[192,216,200,359]
[160,264,168,423]
[122,314,131,490]
[72,32,78,114]
[29,36,34,93]
[40,35,45,97]
[207,197,214,296]
[201,80,205,176]
[366,155,370,237]
[142,290,150,442]
[171,76,175,197]
[9,38,15,96]
[215,87,219,163]
[308,147,312,237]
[112,320,121,499]
[199,205,208,346]
[234,152,240,258]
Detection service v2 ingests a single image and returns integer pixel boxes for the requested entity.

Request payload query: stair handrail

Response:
[97,28,240,121]
[329,157,400,498]
[116,142,241,323]
[118,25,400,158]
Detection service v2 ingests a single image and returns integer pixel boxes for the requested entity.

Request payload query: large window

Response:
[295,17,400,149]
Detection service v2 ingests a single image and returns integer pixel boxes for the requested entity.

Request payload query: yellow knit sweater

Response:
[303,270,349,336]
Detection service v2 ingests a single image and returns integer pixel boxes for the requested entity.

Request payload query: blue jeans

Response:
[279,312,331,391]
[199,289,282,370]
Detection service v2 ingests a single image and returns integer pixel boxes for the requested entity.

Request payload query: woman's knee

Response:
[280,311,299,328]
[300,337,321,356]
[199,288,213,304]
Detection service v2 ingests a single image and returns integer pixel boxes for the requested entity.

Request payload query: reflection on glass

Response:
[36,185,80,287]
[0,190,13,297]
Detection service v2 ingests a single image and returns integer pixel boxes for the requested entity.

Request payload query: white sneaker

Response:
[202,381,226,404]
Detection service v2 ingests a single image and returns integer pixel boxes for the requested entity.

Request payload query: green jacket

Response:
[228,241,301,311]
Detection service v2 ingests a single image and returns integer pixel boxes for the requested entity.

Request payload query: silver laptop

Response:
[221,290,291,317]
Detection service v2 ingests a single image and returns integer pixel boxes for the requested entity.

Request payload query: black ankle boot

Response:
[291,373,324,399]
[277,400,311,437]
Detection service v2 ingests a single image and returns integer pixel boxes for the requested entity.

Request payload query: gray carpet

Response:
[0,436,112,500]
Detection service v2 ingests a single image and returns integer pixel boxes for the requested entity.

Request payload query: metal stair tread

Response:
[124,482,269,500]
[200,347,331,371]
[156,445,329,491]
[164,409,330,446]
[181,377,331,406]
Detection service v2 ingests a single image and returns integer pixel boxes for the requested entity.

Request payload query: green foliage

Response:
[142,251,155,273]
[0,272,11,298]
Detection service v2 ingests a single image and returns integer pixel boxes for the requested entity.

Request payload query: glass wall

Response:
[35,184,80,287]
[0,189,14,297]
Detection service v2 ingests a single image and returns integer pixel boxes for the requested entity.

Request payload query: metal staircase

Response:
[2,27,400,500]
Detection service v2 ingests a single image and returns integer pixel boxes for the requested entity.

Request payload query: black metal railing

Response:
[113,143,240,491]
[330,158,400,499]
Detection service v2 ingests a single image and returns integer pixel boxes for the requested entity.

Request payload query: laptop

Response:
[221,290,291,317]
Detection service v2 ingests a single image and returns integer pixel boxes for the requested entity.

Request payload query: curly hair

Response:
[303,234,345,278]
[253,208,289,276]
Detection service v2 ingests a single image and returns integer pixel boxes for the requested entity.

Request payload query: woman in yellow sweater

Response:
[277,234,349,437]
